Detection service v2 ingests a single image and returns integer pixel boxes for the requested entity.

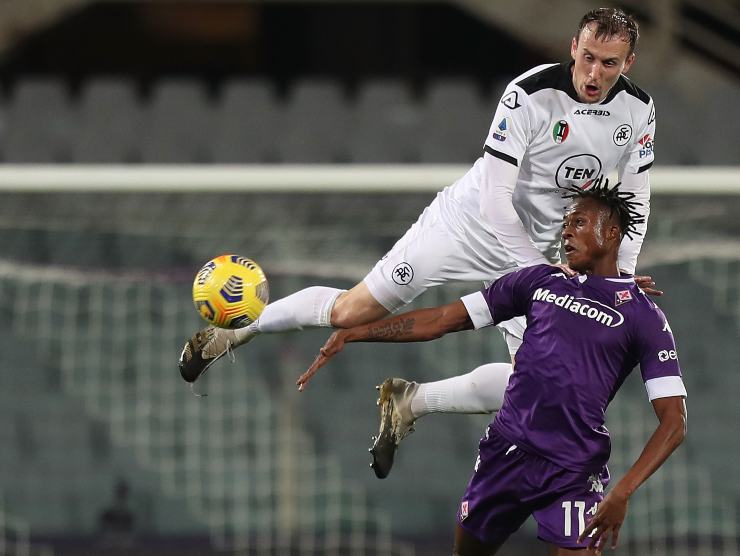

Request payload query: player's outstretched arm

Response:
[579,396,686,550]
[296,301,473,391]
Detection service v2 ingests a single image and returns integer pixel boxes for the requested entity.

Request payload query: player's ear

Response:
[571,37,578,59]
[608,224,622,244]
[622,52,636,73]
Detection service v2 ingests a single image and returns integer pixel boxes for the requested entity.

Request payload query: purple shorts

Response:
[457,426,610,548]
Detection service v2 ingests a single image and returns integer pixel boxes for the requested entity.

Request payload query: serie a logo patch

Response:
[492,118,508,142]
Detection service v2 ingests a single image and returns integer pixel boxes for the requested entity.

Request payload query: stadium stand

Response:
[2,75,738,165]
[278,79,351,163]
[73,78,143,163]
[418,78,490,163]
[349,79,421,163]
[212,79,283,163]
[693,82,739,165]
[4,79,73,163]
[141,79,215,163]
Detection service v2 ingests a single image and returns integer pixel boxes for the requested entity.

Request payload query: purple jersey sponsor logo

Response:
[532,287,624,327]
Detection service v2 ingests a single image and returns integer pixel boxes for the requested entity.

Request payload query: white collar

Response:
[578,275,635,284]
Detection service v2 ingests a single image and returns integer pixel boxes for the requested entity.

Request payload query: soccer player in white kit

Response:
[179,8,659,472]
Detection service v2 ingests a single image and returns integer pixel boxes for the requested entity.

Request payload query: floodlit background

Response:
[0,1,738,555]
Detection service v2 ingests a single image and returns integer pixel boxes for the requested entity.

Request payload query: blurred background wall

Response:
[0,1,738,555]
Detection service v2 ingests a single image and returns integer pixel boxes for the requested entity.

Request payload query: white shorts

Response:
[497,316,526,356]
[363,199,528,354]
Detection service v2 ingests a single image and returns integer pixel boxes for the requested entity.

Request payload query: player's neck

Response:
[585,256,620,278]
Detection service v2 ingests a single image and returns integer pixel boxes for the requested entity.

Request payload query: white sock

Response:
[234,286,345,345]
[409,362,514,418]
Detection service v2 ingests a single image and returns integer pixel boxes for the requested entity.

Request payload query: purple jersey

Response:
[461,264,686,472]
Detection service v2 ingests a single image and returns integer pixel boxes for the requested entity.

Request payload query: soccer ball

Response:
[192,255,269,329]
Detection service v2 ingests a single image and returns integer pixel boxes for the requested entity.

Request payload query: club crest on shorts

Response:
[460,500,469,520]
[392,262,414,285]
[615,290,632,306]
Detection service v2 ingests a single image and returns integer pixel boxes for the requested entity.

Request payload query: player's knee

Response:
[330,290,389,328]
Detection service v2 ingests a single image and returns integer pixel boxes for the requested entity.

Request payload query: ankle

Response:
[234,322,260,346]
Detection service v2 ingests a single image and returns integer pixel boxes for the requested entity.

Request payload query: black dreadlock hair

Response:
[560,176,645,240]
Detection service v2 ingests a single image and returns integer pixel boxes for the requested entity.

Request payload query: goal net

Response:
[0,165,738,555]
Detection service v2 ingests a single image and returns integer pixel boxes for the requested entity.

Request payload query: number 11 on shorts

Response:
[562,500,588,537]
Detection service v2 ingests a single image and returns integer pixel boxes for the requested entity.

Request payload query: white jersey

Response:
[364,61,654,347]
[435,61,655,273]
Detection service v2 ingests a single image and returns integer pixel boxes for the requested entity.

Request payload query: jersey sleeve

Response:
[616,98,655,274]
[482,84,532,168]
[634,303,687,401]
[479,84,550,267]
[461,265,553,329]
[620,98,656,176]
[616,170,650,274]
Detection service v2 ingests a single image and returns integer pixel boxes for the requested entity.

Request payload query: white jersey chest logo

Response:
[555,154,602,189]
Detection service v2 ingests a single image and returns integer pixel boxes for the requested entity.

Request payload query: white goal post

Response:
[0,165,738,194]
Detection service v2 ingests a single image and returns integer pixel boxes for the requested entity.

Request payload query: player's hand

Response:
[552,263,577,277]
[634,275,663,296]
[296,330,348,391]
[578,488,629,551]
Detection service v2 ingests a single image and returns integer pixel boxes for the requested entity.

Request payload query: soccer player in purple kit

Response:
[296,179,687,554]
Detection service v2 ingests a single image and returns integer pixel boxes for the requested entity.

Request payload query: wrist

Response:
[339,328,356,343]
[611,481,634,500]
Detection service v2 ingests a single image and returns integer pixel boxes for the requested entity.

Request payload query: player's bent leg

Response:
[411,363,514,418]
[368,363,513,478]
[253,285,346,333]
[330,282,391,328]
[453,524,502,556]
[179,285,346,384]
[366,317,522,477]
